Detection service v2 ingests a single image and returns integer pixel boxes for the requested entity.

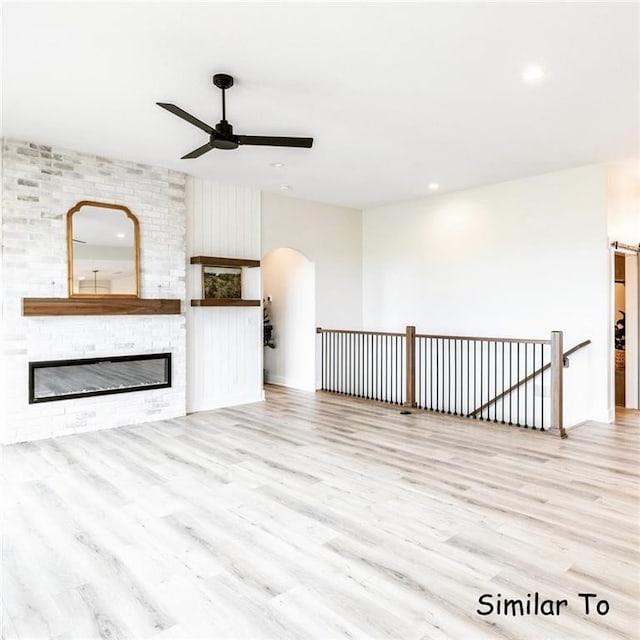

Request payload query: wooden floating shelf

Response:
[23,298,182,316]
[190,256,261,268]
[190,299,261,307]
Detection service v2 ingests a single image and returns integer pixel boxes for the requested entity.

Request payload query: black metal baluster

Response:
[360,333,364,398]
[330,332,334,392]
[398,335,401,404]
[353,333,357,397]
[377,335,381,401]
[363,334,366,398]
[345,333,348,395]
[453,339,458,415]
[541,344,545,429]
[335,332,339,393]
[372,334,376,400]
[335,331,338,393]
[472,340,476,419]
[328,332,331,391]
[532,342,537,429]
[384,335,387,403]
[344,332,347,395]
[364,333,368,398]
[430,338,434,411]
[361,333,364,398]
[452,339,456,415]
[401,335,405,405]
[371,334,374,400]
[347,333,350,396]
[376,336,382,400]
[498,341,502,423]
[465,339,469,416]
[417,337,421,408]
[341,332,345,393]
[422,338,425,408]
[438,338,442,412]
[379,335,383,401]
[509,342,513,424]
[393,335,396,404]
[338,332,341,394]
[516,342,520,425]
[355,333,358,397]
[484,340,488,421]
[394,335,398,405]
[485,340,489,421]
[320,332,324,390]
[480,340,484,420]
[524,341,528,427]
[352,333,355,397]
[338,332,341,393]
[361,334,365,398]
[445,339,449,414]
[492,340,497,423]
[343,332,346,394]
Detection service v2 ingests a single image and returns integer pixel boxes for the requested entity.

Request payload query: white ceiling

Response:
[2,2,638,209]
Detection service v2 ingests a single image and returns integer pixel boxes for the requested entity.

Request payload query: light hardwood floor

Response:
[2,387,638,640]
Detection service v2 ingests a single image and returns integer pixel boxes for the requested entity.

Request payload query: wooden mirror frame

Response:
[67,200,140,298]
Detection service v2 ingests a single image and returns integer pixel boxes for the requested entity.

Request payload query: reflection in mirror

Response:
[67,201,139,297]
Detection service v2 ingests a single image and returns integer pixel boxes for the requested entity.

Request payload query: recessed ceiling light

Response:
[270,162,285,168]
[428,182,439,191]
[521,65,546,84]
[116,232,125,238]
[280,184,291,191]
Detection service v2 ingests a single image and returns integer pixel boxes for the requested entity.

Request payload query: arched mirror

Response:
[67,201,140,297]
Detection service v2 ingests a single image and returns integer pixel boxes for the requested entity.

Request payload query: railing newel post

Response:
[405,325,417,408]
[550,330,567,439]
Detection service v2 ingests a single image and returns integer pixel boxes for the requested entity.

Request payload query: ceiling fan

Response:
[157,74,314,159]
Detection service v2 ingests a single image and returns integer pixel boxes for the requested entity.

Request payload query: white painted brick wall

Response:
[1,139,187,444]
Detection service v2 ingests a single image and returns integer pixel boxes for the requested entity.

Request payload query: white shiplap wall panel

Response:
[186,177,262,412]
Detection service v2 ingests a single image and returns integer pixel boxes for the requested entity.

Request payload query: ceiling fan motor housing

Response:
[212,119,238,149]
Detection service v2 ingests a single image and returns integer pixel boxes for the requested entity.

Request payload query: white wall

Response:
[261,192,362,330]
[362,165,610,426]
[1,139,187,444]
[186,177,263,412]
[262,248,316,391]
[608,160,640,244]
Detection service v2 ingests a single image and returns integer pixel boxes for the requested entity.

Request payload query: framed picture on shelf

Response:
[203,266,242,299]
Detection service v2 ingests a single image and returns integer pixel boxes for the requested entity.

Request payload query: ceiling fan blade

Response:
[237,135,313,148]
[157,103,215,135]
[181,142,214,159]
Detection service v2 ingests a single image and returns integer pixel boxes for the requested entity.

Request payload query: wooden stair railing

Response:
[317,327,591,438]
[467,339,592,421]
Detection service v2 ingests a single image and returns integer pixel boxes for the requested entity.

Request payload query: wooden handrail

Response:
[416,333,550,345]
[316,327,405,338]
[467,339,591,418]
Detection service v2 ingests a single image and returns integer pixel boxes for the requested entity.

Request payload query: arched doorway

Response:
[262,248,316,391]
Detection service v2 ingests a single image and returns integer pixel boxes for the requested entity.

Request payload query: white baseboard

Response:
[265,374,315,392]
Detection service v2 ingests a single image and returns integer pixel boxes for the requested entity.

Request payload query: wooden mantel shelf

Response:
[190,299,260,307]
[190,256,261,268]
[23,298,182,316]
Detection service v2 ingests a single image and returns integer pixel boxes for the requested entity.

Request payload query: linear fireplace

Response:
[29,353,171,404]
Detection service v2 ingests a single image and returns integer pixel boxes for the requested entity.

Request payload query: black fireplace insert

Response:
[29,353,171,404]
